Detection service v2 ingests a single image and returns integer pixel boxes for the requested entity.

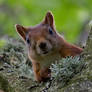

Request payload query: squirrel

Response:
[15,11,83,82]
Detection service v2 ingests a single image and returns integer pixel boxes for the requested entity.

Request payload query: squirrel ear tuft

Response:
[43,11,54,28]
[15,24,28,41]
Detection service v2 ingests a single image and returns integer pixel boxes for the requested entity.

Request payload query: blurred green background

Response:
[0,0,92,46]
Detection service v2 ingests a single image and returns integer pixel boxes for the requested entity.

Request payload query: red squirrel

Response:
[15,11,83,82]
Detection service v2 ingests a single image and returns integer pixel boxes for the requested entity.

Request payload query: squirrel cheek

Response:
[47,43,53,50]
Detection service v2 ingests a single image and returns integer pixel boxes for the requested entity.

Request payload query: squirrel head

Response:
[15,11,63,59]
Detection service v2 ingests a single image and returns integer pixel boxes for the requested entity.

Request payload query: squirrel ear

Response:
[15,24,28,41]
[43,11,54,28]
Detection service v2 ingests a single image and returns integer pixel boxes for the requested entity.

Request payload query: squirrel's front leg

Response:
[32,62,51,82]
[32,62,42,82]
[40,67,51,81]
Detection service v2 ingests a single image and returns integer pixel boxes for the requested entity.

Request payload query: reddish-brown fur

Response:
[15,11,83,82]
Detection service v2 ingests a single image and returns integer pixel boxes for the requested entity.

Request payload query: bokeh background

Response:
[0,0,92,47]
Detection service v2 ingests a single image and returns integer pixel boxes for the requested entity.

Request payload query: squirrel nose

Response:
[39,42,46,49]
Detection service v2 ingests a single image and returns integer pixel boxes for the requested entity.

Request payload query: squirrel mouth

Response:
[42,51,49,54]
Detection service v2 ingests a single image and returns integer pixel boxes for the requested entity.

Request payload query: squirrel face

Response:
[26,24,60,58]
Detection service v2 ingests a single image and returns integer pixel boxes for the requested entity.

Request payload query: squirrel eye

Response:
[49,28,53,35]
[26,38,30,45]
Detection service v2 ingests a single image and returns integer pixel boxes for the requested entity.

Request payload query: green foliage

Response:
[0,0,92,42]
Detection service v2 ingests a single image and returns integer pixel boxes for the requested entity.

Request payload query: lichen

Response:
[50,56,85,86]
